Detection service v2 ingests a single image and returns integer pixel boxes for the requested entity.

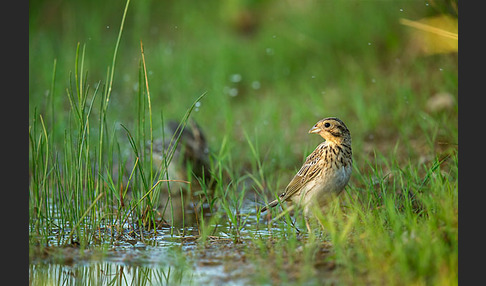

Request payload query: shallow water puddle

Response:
[29,196,338,285]
[29,201,266,285]
[30,230,255,285]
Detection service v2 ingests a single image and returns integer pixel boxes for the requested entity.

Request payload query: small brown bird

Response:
[149,119,212,226]
[260,117,352,229]
[151,119,211,180]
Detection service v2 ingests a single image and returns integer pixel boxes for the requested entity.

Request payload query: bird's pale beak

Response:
[309,126,321,134]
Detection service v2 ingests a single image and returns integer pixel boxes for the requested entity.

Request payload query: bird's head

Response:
[309,117,351,144]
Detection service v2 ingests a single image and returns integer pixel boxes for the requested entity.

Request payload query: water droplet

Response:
[195,101,201,108]
[272,35,277,39]
[371,78,376,83]
[224,87,238,97]
[368,42,372,46]
[311,75,316,79]
[230,73,242,83]
[229,88,238,97]
[399,8,404,12]
[251,81,261,90]
[266,48,274,55]
[439,68,444,72]
[106,25,110,29]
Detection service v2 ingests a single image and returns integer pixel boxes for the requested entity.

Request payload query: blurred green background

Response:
[29,0,458,173]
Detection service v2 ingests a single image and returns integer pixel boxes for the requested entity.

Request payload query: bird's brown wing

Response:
[279,144,325,202]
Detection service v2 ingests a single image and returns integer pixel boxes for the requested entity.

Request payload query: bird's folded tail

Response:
[260,199,280,213]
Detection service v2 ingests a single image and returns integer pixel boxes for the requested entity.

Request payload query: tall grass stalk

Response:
[98,0,131,201]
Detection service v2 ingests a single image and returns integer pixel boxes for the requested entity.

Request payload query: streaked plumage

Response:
[260,117,352,218]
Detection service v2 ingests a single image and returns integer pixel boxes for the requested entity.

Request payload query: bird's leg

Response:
[289,217,301,234]
[305,217,312,233]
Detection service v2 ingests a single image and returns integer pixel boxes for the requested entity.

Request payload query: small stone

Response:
[426,92,455,112]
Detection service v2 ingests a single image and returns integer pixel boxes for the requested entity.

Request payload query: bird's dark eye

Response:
[324,122,331,128]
